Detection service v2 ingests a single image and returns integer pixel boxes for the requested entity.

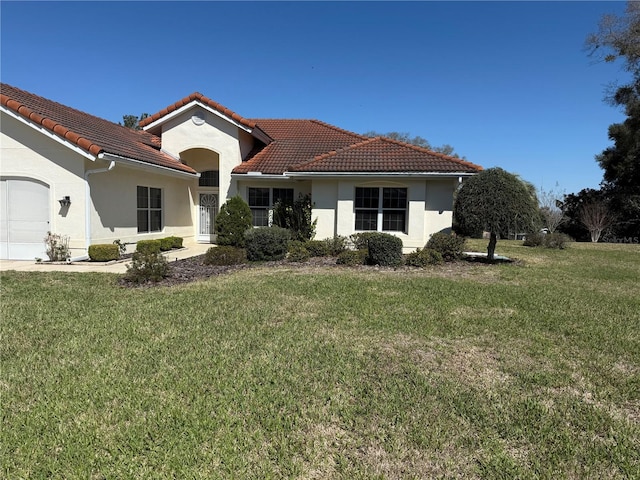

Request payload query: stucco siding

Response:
[1,112,88,256]
[160,108,245,204]
[425,179,457,241]
[88,164,195,250]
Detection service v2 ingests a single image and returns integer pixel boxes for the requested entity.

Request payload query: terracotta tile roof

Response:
[290,136,483,173]
[233,119,481,175]
[233,119,367,174]
[139,92,257,130]
[0,83,196,175]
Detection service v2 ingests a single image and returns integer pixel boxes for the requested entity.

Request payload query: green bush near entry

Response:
[88,244,120,262]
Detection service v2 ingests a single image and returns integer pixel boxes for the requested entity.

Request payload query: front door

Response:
[198,193,217,242]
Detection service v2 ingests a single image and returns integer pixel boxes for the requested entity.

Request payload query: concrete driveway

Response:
[0,242,212,274]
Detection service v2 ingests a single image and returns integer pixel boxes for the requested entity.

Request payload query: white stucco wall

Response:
[88,163,196,250]
[310,176,459,252]
[1,112,88,257]
[159,107,247,204]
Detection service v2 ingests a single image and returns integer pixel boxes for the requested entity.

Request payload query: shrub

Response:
[523,231,545,247]
[88,244,120,262]
[124,251,169,283]
[136,240,161,255]
[244,226,290,261]
[336,249,368,266]
[215,196,253,247]
[44,232,70,262]
[159,237,174,251]
[203,246,247,266]
[273,193,316,242]
[305,240,330,257]
[543,232,571,249]
[366,233,404,266]
[350,232,380,251]
[324,235,349,256]
[113,239,127,256]
[168,236,183,248]
[287,241,310,262]
[426,233,466,261]
[404,248,443,267]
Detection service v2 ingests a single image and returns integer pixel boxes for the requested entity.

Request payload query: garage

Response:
[0,178,50,260]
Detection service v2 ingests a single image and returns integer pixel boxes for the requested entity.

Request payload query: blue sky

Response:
[1,1,630,195]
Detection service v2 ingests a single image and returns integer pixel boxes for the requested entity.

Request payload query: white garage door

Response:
[0,179,50,260]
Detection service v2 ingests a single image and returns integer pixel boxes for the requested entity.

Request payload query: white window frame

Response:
[247,187,294,227]
[137,186,163,233]
[354,186,407,233]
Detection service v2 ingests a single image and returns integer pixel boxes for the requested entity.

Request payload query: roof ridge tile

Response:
[139,91,257,129]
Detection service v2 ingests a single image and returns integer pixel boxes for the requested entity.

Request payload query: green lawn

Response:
[2,241,639,479]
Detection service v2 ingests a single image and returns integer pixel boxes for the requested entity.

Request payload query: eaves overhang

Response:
[1,104,97,161]
[99,152,200,179]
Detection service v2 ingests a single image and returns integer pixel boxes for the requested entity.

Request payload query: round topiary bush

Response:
[426,233,466,261]
[244,226,291,261]
[365,232,404,267]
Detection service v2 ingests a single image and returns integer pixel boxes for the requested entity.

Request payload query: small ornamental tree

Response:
[453,168,539,262]
[215,196,253,247]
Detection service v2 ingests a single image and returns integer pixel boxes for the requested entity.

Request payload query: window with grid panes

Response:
[137,186,162,233]
[355,187,407,233]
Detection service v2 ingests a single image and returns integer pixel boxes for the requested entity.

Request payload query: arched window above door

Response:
[199,170,219,187]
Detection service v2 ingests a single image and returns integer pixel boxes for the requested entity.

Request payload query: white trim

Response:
[285,171,477,179]
[98,153,200,179]
[1,105,96,161]
[231,173,291,180]
[141,100,253,133]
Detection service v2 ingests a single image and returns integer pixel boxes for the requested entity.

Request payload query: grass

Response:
[1,241,639,478]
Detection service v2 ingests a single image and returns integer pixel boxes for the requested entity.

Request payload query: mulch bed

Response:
[118,254,507,288]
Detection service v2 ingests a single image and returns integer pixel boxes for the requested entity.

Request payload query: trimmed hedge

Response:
[159,237,174,251]
[204,246,247,266]
[88,244,120,262]
[426,233,466,261]
[404,248,443,267]
[136,240,161,255]
[168,236,183,248]
[366,232,403,267]
[244,226,291,261]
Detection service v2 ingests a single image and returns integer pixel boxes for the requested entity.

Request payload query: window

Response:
[355,187,407,233]
[247,187,294,227]
[137,186,162,233]
[199,170,219,187]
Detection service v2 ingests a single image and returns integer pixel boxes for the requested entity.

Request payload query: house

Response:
[0,83,482,260]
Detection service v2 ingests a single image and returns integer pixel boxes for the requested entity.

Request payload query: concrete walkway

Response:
[0,242,212,274]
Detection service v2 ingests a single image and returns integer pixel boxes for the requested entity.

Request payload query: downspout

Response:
[71,160,116,261]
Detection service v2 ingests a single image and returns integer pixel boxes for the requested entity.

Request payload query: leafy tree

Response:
[585,2,640,238]
[120,113,149,130]
[363,131,464,159]
[453,168,539,261]
[559,188,604,242]
[215,196,253,247]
